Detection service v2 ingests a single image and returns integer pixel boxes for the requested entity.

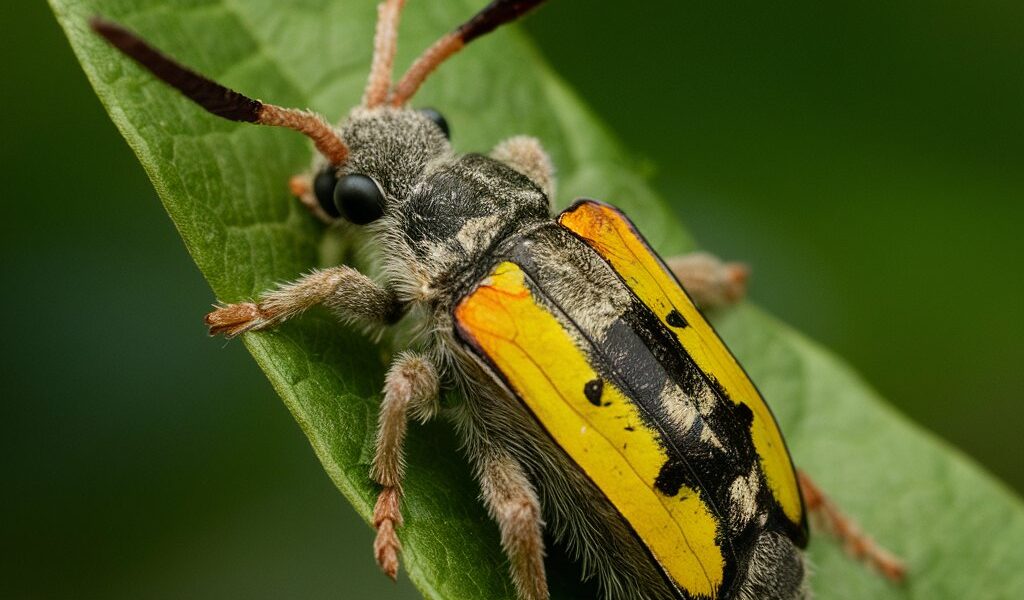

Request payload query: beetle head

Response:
[306,106,451,225]
[91,1,549,226]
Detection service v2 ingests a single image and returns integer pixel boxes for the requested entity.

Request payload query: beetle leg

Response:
[798,470,907,582]
[370,352,440,579]
[665,251,750,309]
[477,449,549,600]
[490,136,556,200]
[287,172,336,224]
[205,266,402,337]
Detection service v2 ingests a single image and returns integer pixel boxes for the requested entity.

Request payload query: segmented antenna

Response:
[390,0,549,105]
[90,18,349,165]
[363,0,408,107]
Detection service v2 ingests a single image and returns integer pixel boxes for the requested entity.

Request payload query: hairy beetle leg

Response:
[666,251,750,310]
[205,266,402,337]
[370,353,440,580]
[798,470,907,582]
[478,450,549,600]
[490,136,556,200]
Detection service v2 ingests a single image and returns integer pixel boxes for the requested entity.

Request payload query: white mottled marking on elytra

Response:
[659,383,698,433]
[694,383,718,417]
[660,381,724,450]
[729,465,761,530]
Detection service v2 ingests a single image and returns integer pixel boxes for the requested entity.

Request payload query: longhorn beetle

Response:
[91,1,906,598]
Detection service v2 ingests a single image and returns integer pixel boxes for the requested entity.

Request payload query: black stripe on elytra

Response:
[553,204,799,593]
[618,299,786,582]
[622,301,806,556]
[560,200,809,548]
[608,301,762,592]
[501,236,734,598]
[628,292,809,546]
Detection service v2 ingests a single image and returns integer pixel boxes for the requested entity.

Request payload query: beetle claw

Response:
[204,302,263,337]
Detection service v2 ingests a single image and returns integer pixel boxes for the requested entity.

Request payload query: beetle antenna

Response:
[363,0,408,107]
[90,17,349,165]
[390,0,549,106]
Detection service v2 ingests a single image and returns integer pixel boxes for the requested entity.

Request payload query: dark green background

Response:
[4,1,1021,598]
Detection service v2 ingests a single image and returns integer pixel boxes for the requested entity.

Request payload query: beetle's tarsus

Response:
[205,267,402,339]
[369,353,440,583]
[798,470,908,583]
[373,486,403,580]
[204,302,264,337]
[667,252,750,309]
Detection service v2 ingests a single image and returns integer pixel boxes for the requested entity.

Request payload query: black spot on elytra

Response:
[624,425,635,432]
[666,309,688,328]
[734,402,754,429]
[654,459,690,497]
[584,378,604,406]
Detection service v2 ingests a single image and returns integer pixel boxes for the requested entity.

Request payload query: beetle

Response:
[91,1,906,598]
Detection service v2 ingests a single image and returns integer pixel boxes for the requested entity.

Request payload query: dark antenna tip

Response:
[88,15,110,32]
[88,15,263,123]
[390,0,550,105]
[456,0,549,44]
[89,15,117,35]
[87,15,349,164]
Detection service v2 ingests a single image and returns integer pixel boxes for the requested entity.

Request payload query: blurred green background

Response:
[3,1,1021,598]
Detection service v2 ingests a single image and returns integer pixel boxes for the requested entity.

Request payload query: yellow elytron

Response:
[455,261,725,597]
[455,200,807,598]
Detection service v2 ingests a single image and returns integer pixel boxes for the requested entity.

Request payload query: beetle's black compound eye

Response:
[418,107,450,140]
[334,174,386,225]
[313,167,341,219]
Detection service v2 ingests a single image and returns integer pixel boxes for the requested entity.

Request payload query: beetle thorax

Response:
[338,108,551,303]
[395,152,550,300]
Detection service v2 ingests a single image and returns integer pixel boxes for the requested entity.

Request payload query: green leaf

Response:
[51,0,1024,598]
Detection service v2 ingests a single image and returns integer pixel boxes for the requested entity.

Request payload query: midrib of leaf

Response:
[51,1,1024,599]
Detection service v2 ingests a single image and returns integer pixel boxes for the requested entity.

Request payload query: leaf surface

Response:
[51,0,1024,598]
